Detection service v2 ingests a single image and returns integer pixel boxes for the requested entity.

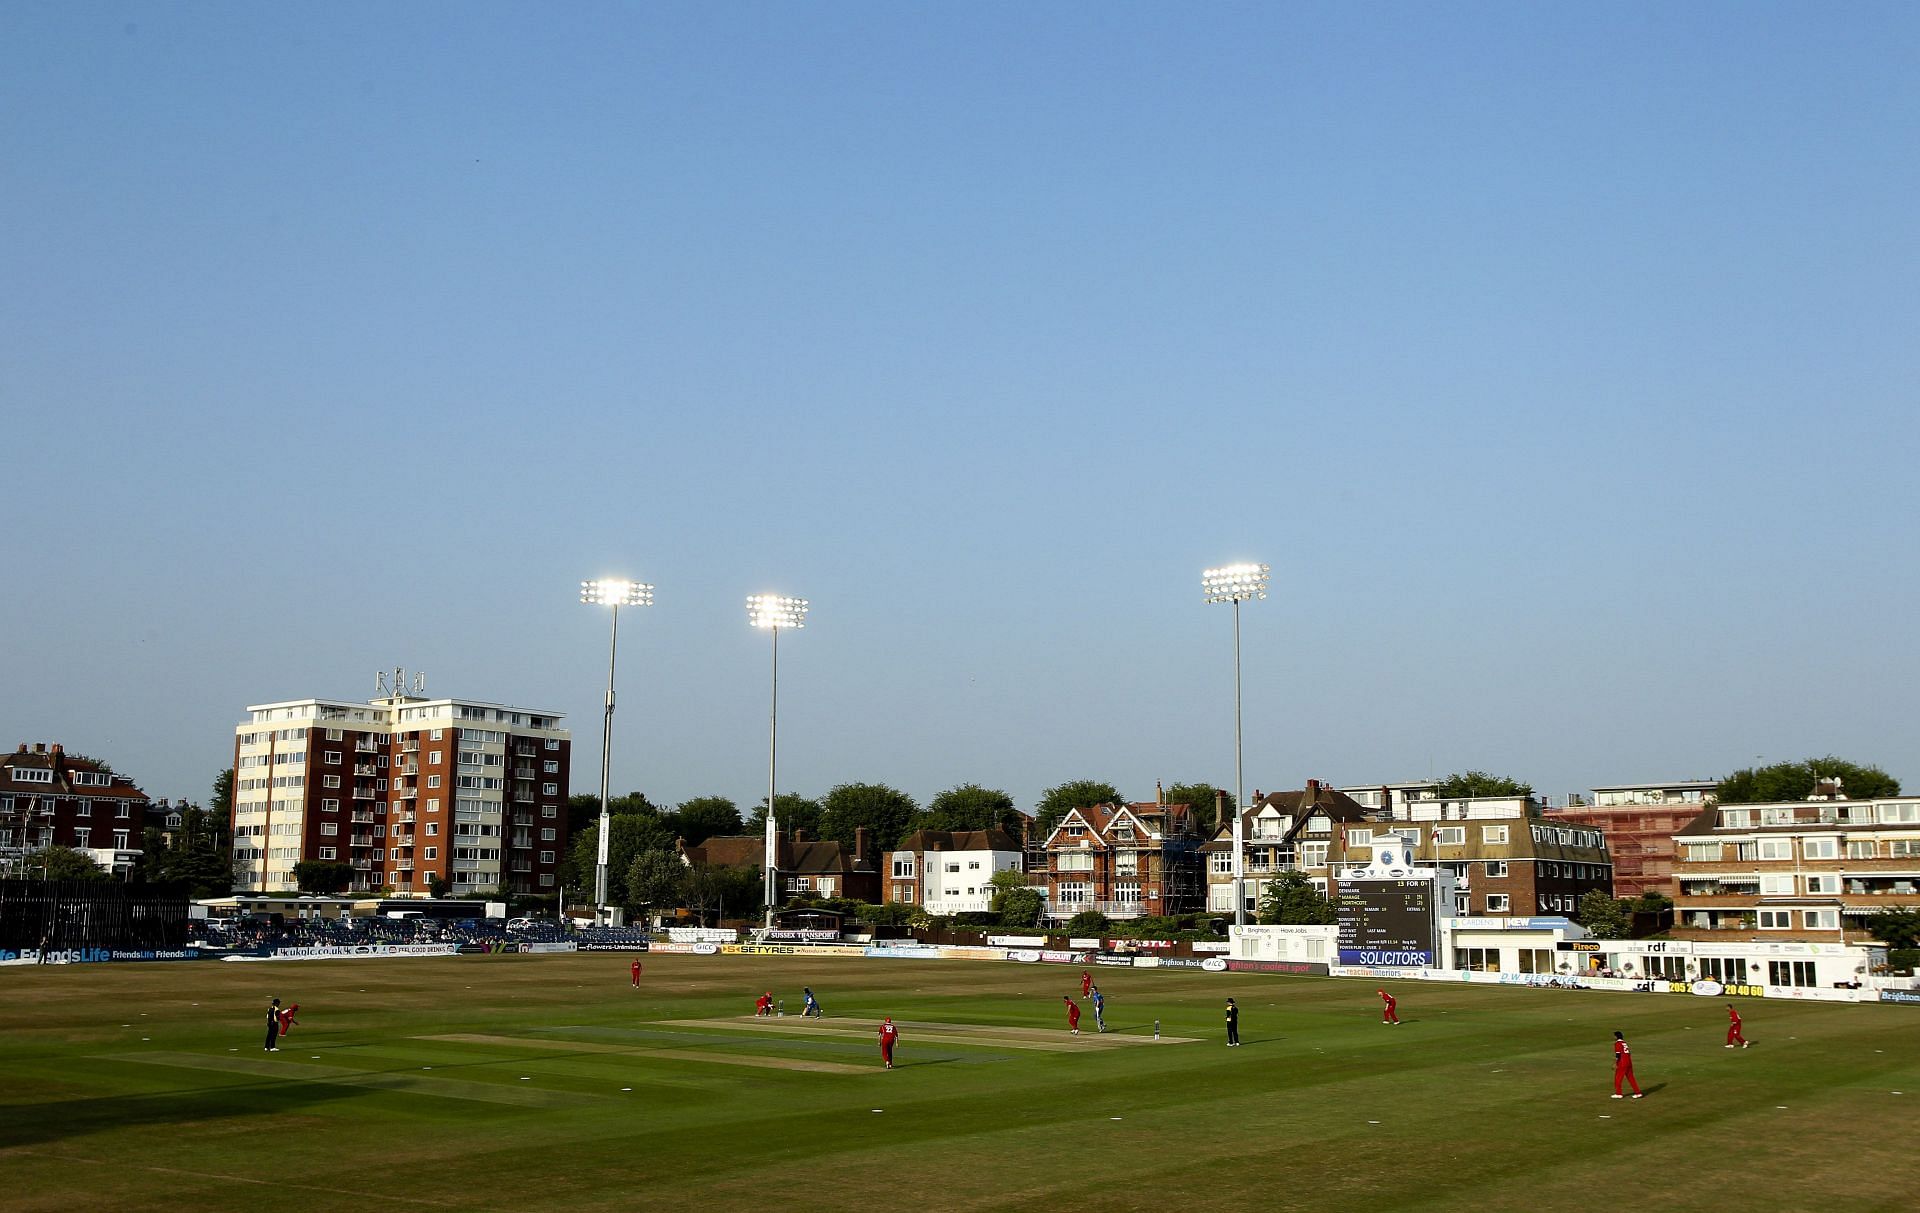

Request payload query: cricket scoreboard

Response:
[1336,878,1438,967]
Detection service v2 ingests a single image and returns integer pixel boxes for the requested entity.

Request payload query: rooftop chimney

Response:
[855,825,870,860]
[792,827,810,844]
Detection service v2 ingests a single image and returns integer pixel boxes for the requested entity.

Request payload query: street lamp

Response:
[748,593,808,930]
[581,577,653,925]
[1204,562,1269,927]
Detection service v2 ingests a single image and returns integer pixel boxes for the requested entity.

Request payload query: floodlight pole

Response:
[765,623,780,930]
[748,594,807,932]
[581,578,652,927]
[597,602,619,919]
[1204,563,1269,929]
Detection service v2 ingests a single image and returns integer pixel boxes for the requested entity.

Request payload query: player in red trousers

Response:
[279,1002,300,1036]
[1612,1030,1643,1098]
[1064,995,1082,1034]
[1725,1004,1749,1048]
[879,1017,899,1069]
[1081,970,1092,997]
[630,959,643,988]
[1378,988,1400,1025]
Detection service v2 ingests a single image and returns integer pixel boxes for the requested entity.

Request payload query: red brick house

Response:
[1036,800,1203,921]
[0,742,156,877]
[686,827,880,903]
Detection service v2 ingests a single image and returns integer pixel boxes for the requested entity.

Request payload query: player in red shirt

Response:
[278,1002,300,1036]
[1378,988,1400,1025]
[1081,970,1092,997]
[878,1017,899,1069]
[630,959,643,988]
[1612,1030,1643,1098]
[1725,1004,1749,1048]
[754,992,773,1017]
[1064,995,1082,1035]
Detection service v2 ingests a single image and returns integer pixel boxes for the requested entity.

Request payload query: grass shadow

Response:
[0,1080,363,1151]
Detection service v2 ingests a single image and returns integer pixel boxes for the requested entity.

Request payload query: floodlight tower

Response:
[1203,562,1269,927]
[748,593,808,930]
[580,577,653,923]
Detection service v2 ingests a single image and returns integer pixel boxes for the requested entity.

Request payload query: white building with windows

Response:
[884,828,1023,914]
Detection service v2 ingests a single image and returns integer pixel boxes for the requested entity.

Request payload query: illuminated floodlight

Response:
[1202,563,1270,604]
[580,578,653,607]
[747,594,808,630]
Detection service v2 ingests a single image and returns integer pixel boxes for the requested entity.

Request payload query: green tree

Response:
[27,846,107,881]
[818,782,919,853]
[746,793,823,839]
[1164,782,1232,836]
[1715,757,1901,805]
[565,814,675,906]
[685,863,763,925]
[1866,907,1920,950]
[293,860,354,894]
[986,867,1029,910]
[913,784,1022,835]
[429,875,453,898]
[1064,909,1110,937]
[997,887,1043,928]
[626,849,687,910]
[1035,780,1123,834]
[1575,890,1633,940]
[211,768,235,820]
[566,790,660,837]
[667,796,742,847]
[1256,870,1336,925]
[1433,771,1534,799]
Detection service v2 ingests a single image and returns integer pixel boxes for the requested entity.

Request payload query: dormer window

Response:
[1066,824,1084,837]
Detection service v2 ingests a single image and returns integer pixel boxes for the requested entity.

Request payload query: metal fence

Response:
[0,880,188,952]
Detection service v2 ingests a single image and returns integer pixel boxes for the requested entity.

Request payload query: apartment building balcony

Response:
[1097,900,1146,918]
[354,740,379,753]
[453,859,493,873]
[513,792,534,805]
[352,860,373,870]
[350,810,376,822]
[513,746,536,758]
[512,812,533,827]
[399,741,420,753]
[353,763,378,777]
[510,862,533,874]
[513,767,535,780]
[394,788,417,800]
[391,809,415,823]
[352,785,377,799]
[395,763,419,776]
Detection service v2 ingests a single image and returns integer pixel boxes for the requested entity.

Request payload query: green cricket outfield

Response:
[1,954,1915,1212]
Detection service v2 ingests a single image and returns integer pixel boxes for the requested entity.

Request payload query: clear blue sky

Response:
[4,4,1915,813]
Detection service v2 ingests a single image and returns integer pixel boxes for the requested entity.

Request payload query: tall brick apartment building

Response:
[0,743,156,876]
[232,685,569,897]
[1546,780,1717,898]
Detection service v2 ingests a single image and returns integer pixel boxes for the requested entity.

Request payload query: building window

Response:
[1057,881,1090,906]
[430,729,443,741]
[1848,840,1879,859]
[427,776,441,789]
[1759,874,1795,895]
[540,828,555,841]
[11,768,53,784]
[1803,838,1839,860]
[1481,825,1508,844]
[1803,909,1839,930]
[321,823,337,835]
[539,850,554,863]
[543,761,559,774]
[1484,861,1507,878]
[424,847,437,860]
[75,827,91,847]
[113,830,129,848]
[1756,839,1792,861]
[1210,852,1233,875]
[892,857,915,878]
[1115,881,1141,904]
[545,739,560,750]
[945,862,961,874]
[1486,894,1509,912]
[318,847,336,860]
[1457,948,1498,972]
[1434,827,1466,846]
[1757,910,1792,929]
[542,806,556,818]
[1769,960,1817,987]
[894,885,914,903]
[542,783,558,795]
